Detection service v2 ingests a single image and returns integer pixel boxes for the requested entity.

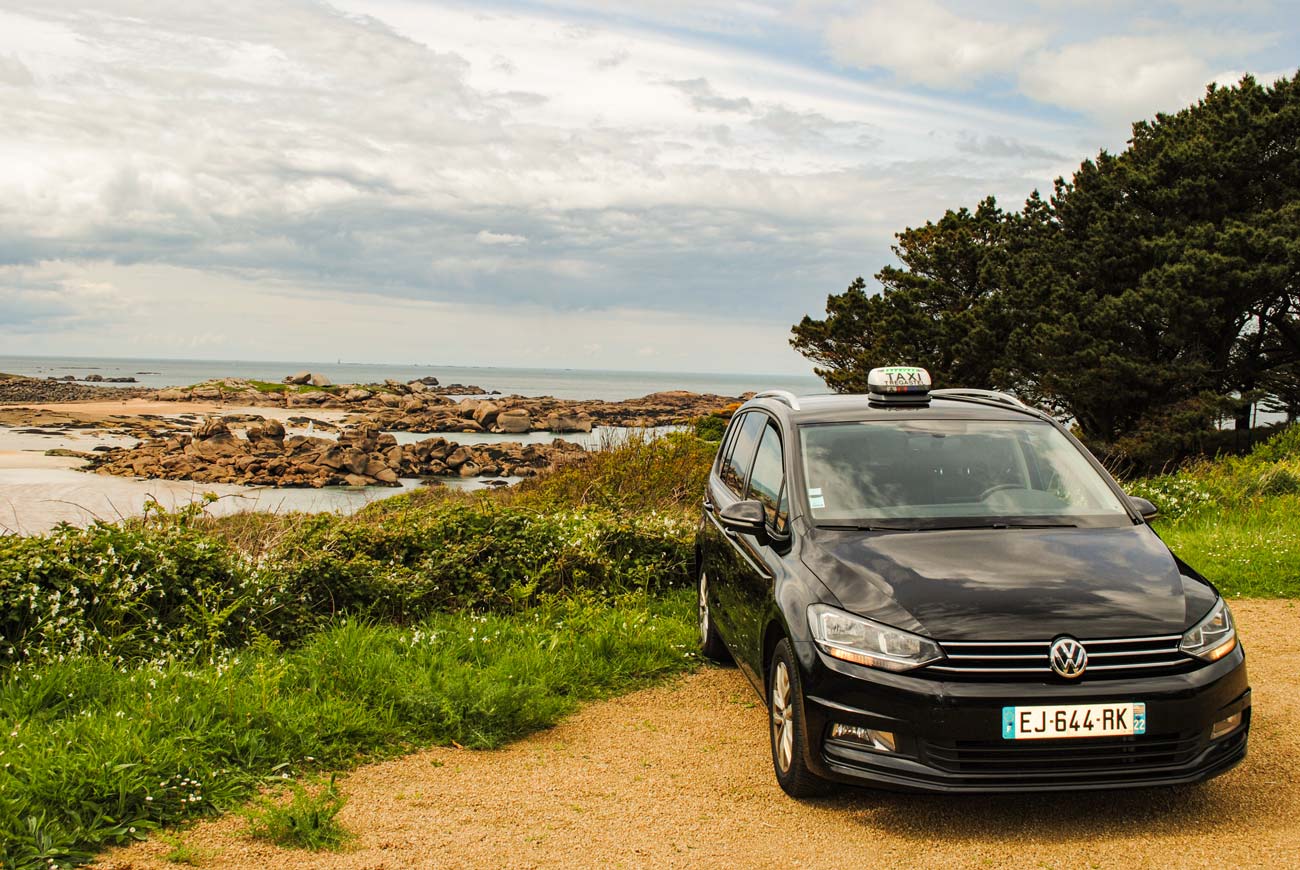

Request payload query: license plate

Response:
[1002,702,1146,740]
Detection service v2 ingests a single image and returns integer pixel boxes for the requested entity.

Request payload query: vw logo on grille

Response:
[1049,636,1088,679]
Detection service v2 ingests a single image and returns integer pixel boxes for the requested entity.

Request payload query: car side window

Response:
[745,422,789,534]
[720,412,766,495]
[716,411,746,475]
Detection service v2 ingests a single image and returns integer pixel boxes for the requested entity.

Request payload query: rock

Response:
[378,393,403,408]
[309,373,332,387]
[401,396,425,413]
[319,445,369,475]
[373,467,399,484]
[495,408,531,433]
[414,376,441,386]
[341,423,382,453]
[343,473,371,487]
[105,376,138,383]
[407,381,428,393]
[284,371,312,385]
[545,411,593,433]
[344,388,373,402]
[245,419,285,449]
[472,401,500,426]
[191,387,222,400]
[157,388,189,401]
[84,374,104,382]
[189,433,243,460]
[195,418,230,440]
[445,445,474,468]
[288,391,328,406]
[458,462,480,477]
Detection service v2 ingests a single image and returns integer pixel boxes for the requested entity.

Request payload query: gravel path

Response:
[96,600,1299,869]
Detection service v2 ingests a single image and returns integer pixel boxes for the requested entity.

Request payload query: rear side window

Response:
[746,423,789,534]
[720,412,767,494]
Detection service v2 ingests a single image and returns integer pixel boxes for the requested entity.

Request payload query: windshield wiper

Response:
[817,523,917,532]
[817,520,1079,532]
[920,521,1079,530]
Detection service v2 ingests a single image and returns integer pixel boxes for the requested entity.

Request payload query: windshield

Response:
[799,419,1129,528]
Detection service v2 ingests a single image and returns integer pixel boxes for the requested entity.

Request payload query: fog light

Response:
[830,723,897,753]
[1211,711,1243,740]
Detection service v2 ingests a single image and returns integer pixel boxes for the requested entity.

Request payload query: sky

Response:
[0,0,1295,374]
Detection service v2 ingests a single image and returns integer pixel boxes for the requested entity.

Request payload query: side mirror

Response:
[719,499,767,538]
[1128,495,1158,521]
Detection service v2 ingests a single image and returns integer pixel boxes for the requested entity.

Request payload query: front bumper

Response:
[796,641,1251,793]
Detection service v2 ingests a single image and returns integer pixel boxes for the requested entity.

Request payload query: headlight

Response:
[807,603,944,672]
[1180,598,1237,662]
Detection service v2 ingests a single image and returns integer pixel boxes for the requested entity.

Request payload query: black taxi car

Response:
[696,367,1250,796]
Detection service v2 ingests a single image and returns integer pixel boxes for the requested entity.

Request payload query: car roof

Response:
[745,392,1047,425]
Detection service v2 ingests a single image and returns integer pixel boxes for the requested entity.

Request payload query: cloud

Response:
[819,1,1286,122]
[1019,34,1225,122]
[475,230,528,246]
[0,53,34,86]
[0,262,132,334]
[825,0,1047,90]
[666,77,754,113]
[955,132,1065,162]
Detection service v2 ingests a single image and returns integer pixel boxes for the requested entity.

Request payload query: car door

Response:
[702,411,767,652]
[729,420,791,684]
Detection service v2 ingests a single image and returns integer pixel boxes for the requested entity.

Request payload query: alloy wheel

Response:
[698,572,710,646]
[771,660,794,773]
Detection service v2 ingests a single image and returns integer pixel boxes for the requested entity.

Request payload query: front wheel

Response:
[769,638,831,798]
[697,571,730,661]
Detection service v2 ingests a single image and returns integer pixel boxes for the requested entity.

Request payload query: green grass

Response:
[1129,425,1300,598]
[246,380,290,394]
[0,591,697,868]
[1154,495,1300,598]
[243,774,350,851]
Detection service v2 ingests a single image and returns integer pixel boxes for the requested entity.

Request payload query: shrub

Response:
[692,415,727,442]
[1123,474,1215,521]
[1245,423,1300,464]
[1,499,693,669]
[500,430,715,515]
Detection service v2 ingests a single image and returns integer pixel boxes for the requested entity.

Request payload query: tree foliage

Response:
[792,74,1300,451]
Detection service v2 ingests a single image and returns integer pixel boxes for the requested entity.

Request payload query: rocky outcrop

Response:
[370,391,731,433]
[87,418,587,488]
[0,374,152,405]
[150,378,487,409]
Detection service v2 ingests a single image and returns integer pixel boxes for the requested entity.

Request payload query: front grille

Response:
[923,731,1205,778]
[926,635,1195,680]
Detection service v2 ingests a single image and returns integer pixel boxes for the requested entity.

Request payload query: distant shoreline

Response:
[0,354,822,402]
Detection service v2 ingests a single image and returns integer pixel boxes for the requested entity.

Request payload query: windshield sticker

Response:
[809,494,826,509]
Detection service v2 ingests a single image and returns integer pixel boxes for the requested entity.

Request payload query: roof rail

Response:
[753,389,802,411]
[930,388,1030,410]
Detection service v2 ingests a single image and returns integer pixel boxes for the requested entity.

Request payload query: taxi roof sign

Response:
[867,366,932,404]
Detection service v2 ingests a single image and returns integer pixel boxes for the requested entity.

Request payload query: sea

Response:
[0,355,824,401]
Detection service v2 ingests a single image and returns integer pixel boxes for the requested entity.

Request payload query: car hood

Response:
[801,525,1217,641]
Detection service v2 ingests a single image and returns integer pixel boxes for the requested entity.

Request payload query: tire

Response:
[769,638,832,798]
[697,570,731,662]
